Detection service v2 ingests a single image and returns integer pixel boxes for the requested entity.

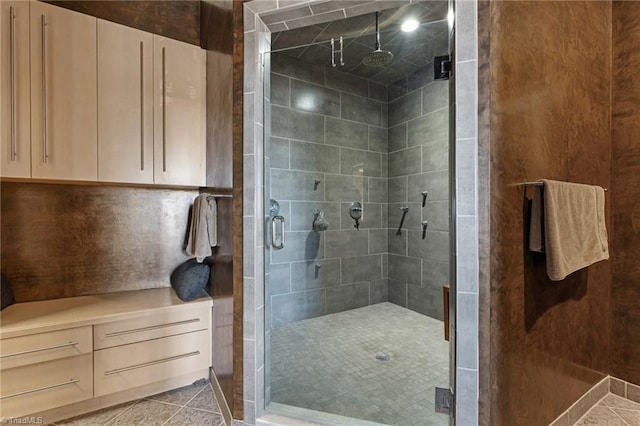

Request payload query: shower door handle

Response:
[271,215,285,250]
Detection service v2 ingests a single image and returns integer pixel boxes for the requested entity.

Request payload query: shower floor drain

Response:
[375,354,390,361]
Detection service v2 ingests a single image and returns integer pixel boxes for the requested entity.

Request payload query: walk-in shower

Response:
[262,2,454,424]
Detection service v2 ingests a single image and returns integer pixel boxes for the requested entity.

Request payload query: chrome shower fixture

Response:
[330,37,344,67]
[362,11,394,67]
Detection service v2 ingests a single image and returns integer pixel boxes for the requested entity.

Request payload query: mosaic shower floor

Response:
[269,302,450,426]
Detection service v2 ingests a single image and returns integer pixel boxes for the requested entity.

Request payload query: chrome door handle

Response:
[103,318,200,338]
[41,14,48,163]
[271,215,285,250]
[140,40,145,171]
[9,6,16,161]
[161,46,166,172]
[104,351,200,375]
[1,341,79,358]
[0,378,80,399]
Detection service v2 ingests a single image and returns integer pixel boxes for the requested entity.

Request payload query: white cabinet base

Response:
[30,369,209,425]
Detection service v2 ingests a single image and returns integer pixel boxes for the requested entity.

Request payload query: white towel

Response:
[540,180,609,281]
[186,194,218,262]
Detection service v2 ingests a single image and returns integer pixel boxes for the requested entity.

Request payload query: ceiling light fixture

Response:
[401,18,419,33]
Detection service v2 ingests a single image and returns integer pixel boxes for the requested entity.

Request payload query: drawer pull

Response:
[104,318,200,338]
[104,351,200,376]
[0,378,79,399]
[1,341,79,358]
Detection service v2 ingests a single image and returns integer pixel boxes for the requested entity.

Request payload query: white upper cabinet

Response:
[97,20,154,184]
[1,2,205,186]
[0,1,31,178]
[153,36,206,187]
[30,1,98,181]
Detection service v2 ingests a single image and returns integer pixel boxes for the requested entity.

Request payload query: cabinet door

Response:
[97,20,153,184]
[30,2,97,181]
[0,1,30,178]
[153,36,205,186]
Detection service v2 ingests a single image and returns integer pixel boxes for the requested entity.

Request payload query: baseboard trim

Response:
[210,367,233,426]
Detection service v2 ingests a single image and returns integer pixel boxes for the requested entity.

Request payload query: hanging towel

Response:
[539,179,609,281]
[186,193,218,263]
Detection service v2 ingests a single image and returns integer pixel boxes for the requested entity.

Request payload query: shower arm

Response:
[375,11,381,50]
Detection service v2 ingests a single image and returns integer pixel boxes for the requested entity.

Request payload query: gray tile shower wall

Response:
[386,63,450,321]
[268,53,390,328]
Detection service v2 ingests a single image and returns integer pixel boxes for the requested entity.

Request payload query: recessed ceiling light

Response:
[401,18,419,33]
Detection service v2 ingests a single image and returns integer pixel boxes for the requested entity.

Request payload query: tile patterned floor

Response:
[269,302,450,426]
[55,379,225,426]
[574,393,640,426]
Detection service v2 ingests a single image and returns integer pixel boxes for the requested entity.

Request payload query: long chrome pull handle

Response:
[1,341,79,358]
[271,215,285,250]
[9,7,16,161]
[0,378,80,399]
[41,14,48,163]
[161,46,166,172]
[104,318,200,338]
[104,351,200,376]
[140,41,144,171]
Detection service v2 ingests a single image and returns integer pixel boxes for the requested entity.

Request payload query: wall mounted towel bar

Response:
[522,182,608,192]
[206,194,233,199]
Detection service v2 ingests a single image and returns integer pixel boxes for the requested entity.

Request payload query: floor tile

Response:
[612,408,640,426]
[107,400,180,426]
[146,379,209,406]
[269,302,449,425]
[163,407,225,426]
[603,394,640,411]
[186,385,222,413]
[574,406,628,426]
[55,401,138,425]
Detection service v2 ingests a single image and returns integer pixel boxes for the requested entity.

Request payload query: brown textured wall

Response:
[488,2,611,425]
[44,1,201,46]
[610,1,640,387]
[231,0,245,419]
[0,183,197,302]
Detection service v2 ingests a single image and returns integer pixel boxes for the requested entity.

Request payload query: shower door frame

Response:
[241,1,482,424]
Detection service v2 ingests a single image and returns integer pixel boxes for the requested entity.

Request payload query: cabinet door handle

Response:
[103,318,201,338]
[0,341,79,358]
[104,351,200,376]
[9,6,16,161]
[41,14,48,163]
[161,46,166,172]
[140,41,144,171]
[0,378,80,399]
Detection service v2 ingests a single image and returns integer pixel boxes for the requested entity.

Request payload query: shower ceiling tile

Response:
[309,0,372,16]
[272,24,326,51]
[271,0,450,86]
[286,9,347,31]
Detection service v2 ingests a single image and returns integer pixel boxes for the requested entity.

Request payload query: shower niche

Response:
[263,1,453,424]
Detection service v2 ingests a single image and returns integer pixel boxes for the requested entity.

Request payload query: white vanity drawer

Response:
[0,353,93,418]
[94,329,210,397]
[93,306,210,350]
[0,326,92,370]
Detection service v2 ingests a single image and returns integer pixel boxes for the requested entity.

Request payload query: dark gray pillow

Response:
[170,259,210,302]
[1,274,15,311]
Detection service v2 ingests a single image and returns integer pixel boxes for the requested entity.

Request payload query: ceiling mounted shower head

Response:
[362,12,394,67]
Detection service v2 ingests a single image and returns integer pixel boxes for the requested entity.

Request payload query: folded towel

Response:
[186,194,218,262]
[541,179,609,281]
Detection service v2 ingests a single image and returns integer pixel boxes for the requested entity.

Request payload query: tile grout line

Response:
[102,398,142,426]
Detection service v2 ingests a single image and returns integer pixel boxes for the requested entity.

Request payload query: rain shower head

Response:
[362,49,394,67]
[362,12,394,67]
